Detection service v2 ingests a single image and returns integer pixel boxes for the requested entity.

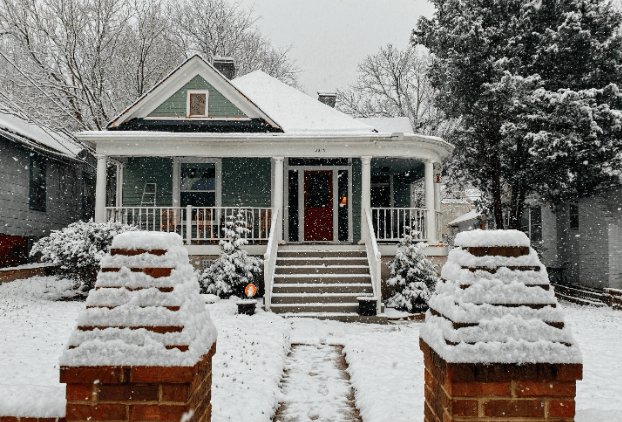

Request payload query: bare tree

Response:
[173,0,298,86]
[337,44,449,136]
[0,0,299,132]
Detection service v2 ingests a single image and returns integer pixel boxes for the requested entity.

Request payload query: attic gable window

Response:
[187,90,208,117]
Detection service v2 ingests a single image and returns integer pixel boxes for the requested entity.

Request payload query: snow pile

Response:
[420,229,582,364]
[454,228,531,247]
[60,232,217,367]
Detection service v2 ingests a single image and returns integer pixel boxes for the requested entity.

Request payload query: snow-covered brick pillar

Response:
[59,232,217,422]
[420,230,582,422]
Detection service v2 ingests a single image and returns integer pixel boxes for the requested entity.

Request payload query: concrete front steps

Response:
[270,245,375,319]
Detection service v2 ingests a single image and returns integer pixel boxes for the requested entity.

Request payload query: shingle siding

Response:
[0,136,90,240]
[148,75,246,118]
[122,157,173,206]
[222,158,271,207]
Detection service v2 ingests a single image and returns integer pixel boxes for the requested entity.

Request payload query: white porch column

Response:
[95,155,107,223]
[434,163,441,219]
[425,160,437,243]
[115,162,124,207]
[361,156,372,234]
[272,157,284,241]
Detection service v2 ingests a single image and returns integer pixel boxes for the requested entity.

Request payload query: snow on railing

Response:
[263,208,280,311]
[105,206,273,245]
[363,208,382,313]
[371,207,428,242]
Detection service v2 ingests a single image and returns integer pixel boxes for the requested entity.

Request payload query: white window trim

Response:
[172,157,221,207]
[186,89,209,117]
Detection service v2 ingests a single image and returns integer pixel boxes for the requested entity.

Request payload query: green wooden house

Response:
[77,55,453,316]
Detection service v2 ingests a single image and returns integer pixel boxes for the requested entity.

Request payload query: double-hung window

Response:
[180,162,217,207]
[521,205,542,243]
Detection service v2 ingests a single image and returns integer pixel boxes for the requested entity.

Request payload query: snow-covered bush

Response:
[199,211,262,298]
[30,220,138,293]
[385,234,440,313]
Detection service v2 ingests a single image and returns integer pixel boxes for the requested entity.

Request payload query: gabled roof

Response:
[231,71,376,135]
[107,55,280,130]
[0,111,83,159]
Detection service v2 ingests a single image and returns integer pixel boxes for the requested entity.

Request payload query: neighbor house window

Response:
[29,155,46,212]
[521,205,542,243]
[569,203,579,230]
[187,90,208,117]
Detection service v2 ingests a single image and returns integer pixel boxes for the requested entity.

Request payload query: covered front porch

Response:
[84,131,453,313]
[97,156,442,250]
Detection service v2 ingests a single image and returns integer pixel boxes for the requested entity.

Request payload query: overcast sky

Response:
[236,0,436,96]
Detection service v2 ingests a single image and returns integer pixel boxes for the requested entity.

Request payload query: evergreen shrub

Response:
[199,211,263,298]
[30,220,138,293]
[386,234,440,313]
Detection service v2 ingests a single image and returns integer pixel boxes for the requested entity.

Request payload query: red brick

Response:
[98,384,159,402]
[19,418,38,422]
[138,268,172,278]
[129,404,190,421]
[449,381,511,397]
[161,384,191,403]
[1,417,19,422]
[549,399,576,418]
[66,384,97,402]
[556,363,583,381]
[60,366,125,384]
[66,403,127,420]
[450,399,478,417]
[425,369,435,389]
[130,366,196,383]
[515,381,576,397]
[483,399,544,418]
[424,401,440,422]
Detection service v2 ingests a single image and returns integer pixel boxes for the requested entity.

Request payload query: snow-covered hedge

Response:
[199,212,262,298]
[385,234,440,313]
[30,220,138,292]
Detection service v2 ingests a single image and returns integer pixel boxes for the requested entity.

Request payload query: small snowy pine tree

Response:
[199,211,262,298]
[386,234,440,313]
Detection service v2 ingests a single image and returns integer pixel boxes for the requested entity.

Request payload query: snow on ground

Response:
[289,318,422,422]
[0,276,81,417]
[563,301,622,422]
[207,299,290,422]
[1,277,622,421]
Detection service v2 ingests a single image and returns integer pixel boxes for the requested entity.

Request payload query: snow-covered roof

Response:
[358,117,414,135]
[0,112,82,159]
[232,71,376,135]
[448,210,480,226]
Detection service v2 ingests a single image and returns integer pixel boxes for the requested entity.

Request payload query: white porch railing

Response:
[105,206,273,245]
[263,208,280,311]
[362,208,382,314]
[371,207,428,241]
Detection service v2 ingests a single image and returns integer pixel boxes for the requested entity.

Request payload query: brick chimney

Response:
[213,57,236,80]
[318,92,337,108]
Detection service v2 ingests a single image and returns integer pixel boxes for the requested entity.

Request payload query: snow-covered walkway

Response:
[274,343,360,422]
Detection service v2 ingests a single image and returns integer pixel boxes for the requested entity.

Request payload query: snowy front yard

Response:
[0,276,621,421]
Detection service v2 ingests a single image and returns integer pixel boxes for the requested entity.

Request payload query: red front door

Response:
[304,170,333,241]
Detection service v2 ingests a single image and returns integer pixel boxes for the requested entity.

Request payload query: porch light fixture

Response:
[340,196,347,207]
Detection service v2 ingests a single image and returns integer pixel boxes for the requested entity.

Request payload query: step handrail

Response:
[363,207,382,313]
[263,208,280,311]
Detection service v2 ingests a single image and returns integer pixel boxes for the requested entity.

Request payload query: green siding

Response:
[123,158,173,206]
[222,158,271,207]
[393,175,411,207]
[149,75,246,118]
[352,159,361,242]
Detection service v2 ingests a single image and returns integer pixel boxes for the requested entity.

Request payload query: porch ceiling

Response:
[77,132,454,163]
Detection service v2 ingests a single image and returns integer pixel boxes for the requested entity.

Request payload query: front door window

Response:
[180,163,216,207]
[304,170,333,241]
